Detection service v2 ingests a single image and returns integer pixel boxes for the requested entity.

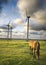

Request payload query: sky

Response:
[0,0,46,39]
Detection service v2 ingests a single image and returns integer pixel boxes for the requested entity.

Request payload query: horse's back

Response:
[29,40,38,49]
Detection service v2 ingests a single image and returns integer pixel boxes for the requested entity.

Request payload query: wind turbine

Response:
[26,9,30,41]
[6,21,14,39]
[6,21,11,39]
[0,20,16,39]
[7,21,17,39]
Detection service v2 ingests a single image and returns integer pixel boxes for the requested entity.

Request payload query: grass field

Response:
[0,40,46,65]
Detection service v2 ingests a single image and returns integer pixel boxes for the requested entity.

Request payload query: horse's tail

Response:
[37,41,40,50]
[36,41,40,59]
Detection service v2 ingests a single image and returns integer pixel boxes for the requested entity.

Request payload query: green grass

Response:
[0,40,46,65]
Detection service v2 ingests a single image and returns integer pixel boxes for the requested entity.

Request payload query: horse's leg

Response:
[29,46,33,55]
[37,49,40,59]
[29,46,31,54]
[33,49,36,58]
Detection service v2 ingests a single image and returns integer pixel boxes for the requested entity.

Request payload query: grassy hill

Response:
[0,40,46,65]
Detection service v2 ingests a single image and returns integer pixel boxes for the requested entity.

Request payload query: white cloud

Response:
[33,9,46,24]
[30,9,46,30]
[17,0,44,17]
[13,18,23,25]
[17,0,46,31]
[0,29,3,32]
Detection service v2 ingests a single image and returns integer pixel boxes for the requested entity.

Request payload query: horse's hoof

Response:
[38,58,40,60]
[30,52,33,55]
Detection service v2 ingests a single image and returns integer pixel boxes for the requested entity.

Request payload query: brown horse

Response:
[29,40,40,59]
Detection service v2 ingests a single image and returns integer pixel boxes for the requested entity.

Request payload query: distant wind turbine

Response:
[6,21,14,39]
[6,21,11,39]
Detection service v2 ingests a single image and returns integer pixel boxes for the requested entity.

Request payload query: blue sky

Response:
[0,0,46,39]
[0,0,20,21]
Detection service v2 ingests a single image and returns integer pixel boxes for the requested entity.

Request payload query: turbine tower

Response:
[27,16,30,41]
[26,9,30,41]
[10,26,12,39]
[7,21,11,39]
[7,21,13,39]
